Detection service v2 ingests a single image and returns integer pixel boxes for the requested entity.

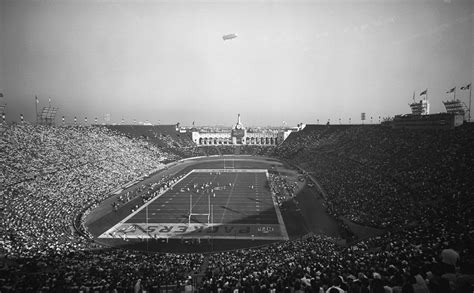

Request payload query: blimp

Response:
[222,33,237,41]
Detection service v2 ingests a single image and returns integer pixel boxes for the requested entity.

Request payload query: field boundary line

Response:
[99,171,193,237]
[193,169,267,173]
[266,170,290,240]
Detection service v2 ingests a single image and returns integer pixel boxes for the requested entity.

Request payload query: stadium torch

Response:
[2,113,5,123]
[20,114,24,122]
[74,116,77,125]
[62,116,65,125]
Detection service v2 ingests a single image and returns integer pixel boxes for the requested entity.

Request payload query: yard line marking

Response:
[219,172,239,223]
[100,169,288,241]
[100,172,193,235]
[179,171,219,224]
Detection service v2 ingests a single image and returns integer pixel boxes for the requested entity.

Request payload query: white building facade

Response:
[191,114,293,146]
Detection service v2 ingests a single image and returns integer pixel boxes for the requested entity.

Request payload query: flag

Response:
[35,96,39,103]
[446,87,456,93]
[461,83,471,90]
[419,89,427,96]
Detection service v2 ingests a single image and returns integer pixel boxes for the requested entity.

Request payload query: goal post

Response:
[188,193,212,225]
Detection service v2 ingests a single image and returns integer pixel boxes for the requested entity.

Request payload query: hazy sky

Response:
[0,0,472,125]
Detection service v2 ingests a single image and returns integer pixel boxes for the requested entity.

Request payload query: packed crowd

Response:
[0,122,473,292]
[274,125,474,229]
[105,125,195,150]
[268,173,298,207]
[1,123,176,258]
[1,249,203,292]
[200,232,473,293]
[199,124,474,292]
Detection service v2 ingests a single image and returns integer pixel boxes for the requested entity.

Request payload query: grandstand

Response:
[2,0,473,290]
[1,121,473,292]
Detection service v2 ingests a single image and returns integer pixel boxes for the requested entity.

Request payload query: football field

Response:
[99,169,289,240]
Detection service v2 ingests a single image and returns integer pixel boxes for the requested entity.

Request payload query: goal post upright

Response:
[188,192,192,225]
[188,192,211,226]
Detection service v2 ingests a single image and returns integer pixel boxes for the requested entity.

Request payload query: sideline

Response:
[287,161,386,242]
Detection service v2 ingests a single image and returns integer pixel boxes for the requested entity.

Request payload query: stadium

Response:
[2,118,473,292]
[88,157,294,252]
[1,1,473,292]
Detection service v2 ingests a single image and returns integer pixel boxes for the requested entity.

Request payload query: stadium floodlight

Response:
[223,33,237,41]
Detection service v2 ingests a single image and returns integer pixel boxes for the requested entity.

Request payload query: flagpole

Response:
[470,85,472,122]
[35,96,38,123]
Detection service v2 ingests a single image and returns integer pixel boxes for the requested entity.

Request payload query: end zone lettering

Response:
[112,224,252,237]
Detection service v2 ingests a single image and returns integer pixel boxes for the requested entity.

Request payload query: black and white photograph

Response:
[0,0,473,292]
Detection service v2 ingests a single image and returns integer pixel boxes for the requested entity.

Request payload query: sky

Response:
[0,0,472,126]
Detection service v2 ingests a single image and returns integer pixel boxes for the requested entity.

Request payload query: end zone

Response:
[99,223,286,240]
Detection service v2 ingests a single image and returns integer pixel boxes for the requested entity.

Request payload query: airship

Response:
[222,33,237,41]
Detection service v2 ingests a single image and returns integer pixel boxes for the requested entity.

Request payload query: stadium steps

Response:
[234,146,241,155]
[197,255,210,276]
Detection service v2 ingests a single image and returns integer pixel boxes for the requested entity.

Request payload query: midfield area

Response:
[99,169,288,240]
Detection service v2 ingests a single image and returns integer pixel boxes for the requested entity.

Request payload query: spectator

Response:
[1,122,473,292]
